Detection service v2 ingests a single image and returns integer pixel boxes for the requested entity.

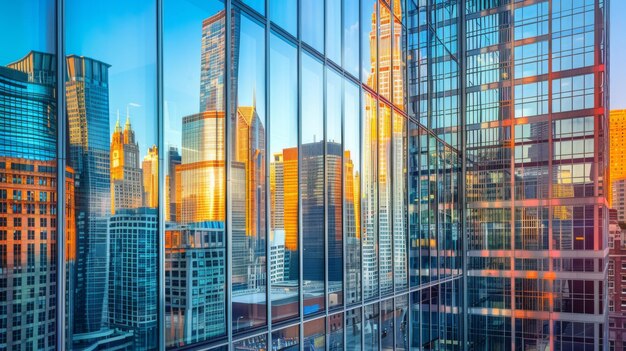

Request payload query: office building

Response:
[110,115,143,214]
[0,0,610,350]
[108,207,158,350]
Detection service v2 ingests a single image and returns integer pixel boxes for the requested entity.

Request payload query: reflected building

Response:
[166,146,181,222]
[110,115,143,214]
[0,52,74,350]
[108,207,158,351]
[142,145,158,208]
[165,222,226,347]
[66,54,112,336]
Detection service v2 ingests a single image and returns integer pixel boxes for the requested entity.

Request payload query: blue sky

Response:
[0,0,624,156]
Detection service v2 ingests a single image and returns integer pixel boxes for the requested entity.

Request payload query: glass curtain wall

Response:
[0,0,467,350]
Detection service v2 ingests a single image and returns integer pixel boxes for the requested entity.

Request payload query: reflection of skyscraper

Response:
[66,54,112,334]
[176,111,225,223]
[110,115,143,214]
[0,52,74,350]
[200,11,226,113]
[108,207,158,351]
[142,145,158,208]
[165,222,226,346]
[166,147,181,222]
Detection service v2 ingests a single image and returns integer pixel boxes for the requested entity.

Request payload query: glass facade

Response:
[0,0,609,351]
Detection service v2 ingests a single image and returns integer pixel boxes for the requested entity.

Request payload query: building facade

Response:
[0,0,610,350]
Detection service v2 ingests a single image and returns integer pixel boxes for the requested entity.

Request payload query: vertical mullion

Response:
[156,0,165,349]
[225,0,233,348]
[56,0,67,349]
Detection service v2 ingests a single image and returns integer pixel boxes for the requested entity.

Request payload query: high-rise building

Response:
[176,111,225,224]
[608,209,626,350]
[164,221,225,347]
[110,115,143,214]
[142,145,158,209]
[0,52,74,350]
[66,54,112,336]
[166,147,181,222]
[108,207,158,350]
[461,1,609,349]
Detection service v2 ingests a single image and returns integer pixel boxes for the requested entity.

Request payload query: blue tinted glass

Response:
[271,0,297,36]
[326,0,341,63]
[242,0,265,15]
[344,0,360,77]
[301,0,324,53]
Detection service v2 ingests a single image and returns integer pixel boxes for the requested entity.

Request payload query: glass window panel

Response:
[346,308,363,350]
[272,325,300,350]
[381,299,394,350]
[327,68,343,309]
[230,9,267,333]
[304,317,326,350]
[392,16,405,109]
[301,52,325,315]
[163,0,225,347]
[66,0,159,349]
[395,295,409,350]
[328,312,345,350]
[379,3,392,101]
[242,0,265,15]
[362,91,378,300]
[271,0,297,37]
[344,79,362,305]
[234,334,268,351]
[393,113,407,291]
[301,0,324,53]
[269,32,299,323]
[326,0,341,63]
[362,0,378,90]
[409,121,420,287]
[364,303,380,351]
[379,102,393,295]
[344,0,360,77]
[0,3,57,350]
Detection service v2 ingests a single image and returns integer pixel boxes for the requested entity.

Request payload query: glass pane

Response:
[304,317,326,351]
[343,0,360,77]
[301,0,324,53]
[0,2,57,350]
[301,52,324,315]
[344,79,362,305]
[326,0,341,63]
[392,15,405,110]
[408,121,420,287]
[362,0,378,90]
[393,113,408,291]
[327,68,343,309]
[66,0,158,349]
[379,3,392,101]
[272,325,300,350]
[163,0,226,347]
[381,299,394,350]
[234,334,268,351]
[379,102,392,296]
[346,308,363,350]
[362,91,378,300]
[270,0,297,37]
[231,8,267,333]
[328,312,345,350]
[364,303,380,351]
[395,295,409,350]
[269,32,299,323]
[242,0,265,15]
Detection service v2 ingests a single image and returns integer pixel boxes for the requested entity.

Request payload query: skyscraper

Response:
[0,52,74,350]
[461,1,609,349]
[166,146,181,222]
[108,207,158,350]
[142,145,158,209]
[66,54,112,335]
[110,115,143,214]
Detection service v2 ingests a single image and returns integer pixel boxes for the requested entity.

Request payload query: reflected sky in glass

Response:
[270,0,297,36]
